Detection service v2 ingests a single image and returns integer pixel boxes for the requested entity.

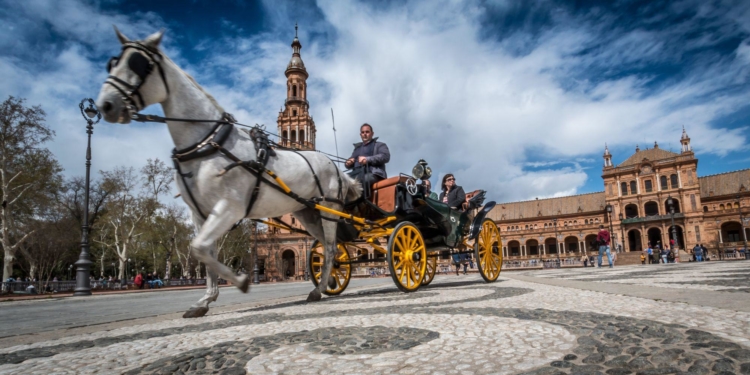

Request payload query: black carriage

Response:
[307,160,503,294]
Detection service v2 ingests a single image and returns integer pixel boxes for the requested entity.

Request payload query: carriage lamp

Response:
[411,159,432,180]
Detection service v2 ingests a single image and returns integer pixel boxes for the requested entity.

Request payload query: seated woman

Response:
[438,173,466,210]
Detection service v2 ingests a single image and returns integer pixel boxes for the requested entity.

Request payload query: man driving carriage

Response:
[345,123,390,197]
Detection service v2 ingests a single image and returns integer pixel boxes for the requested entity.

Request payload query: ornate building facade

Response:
[489,129,750,263]
[254,26,319,281]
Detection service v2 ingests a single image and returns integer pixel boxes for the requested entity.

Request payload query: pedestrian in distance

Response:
[640,252,646,265]
[581,253,588,267]
[596,225,613,268]
[692,244,703,262]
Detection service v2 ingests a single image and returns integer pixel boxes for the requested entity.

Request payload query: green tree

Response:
[0,96,62,287]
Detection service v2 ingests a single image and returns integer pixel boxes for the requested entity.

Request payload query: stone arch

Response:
[544,238,558,254]
[646,227,662,249]
[625,204,639,218]
[282,249,296,279]
[627,229,642,252]
[508,240,521,256]
[665,198,681,214]
[721,221,743,243]
[644,201,659,216]
[564,236,579,253]
[526,239,539,256]
[584,234,598,252]
[667,225,685,249]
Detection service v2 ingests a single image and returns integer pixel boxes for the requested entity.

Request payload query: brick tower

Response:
[277,24,315,150]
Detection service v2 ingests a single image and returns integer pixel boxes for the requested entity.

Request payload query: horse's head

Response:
[96,27,170,124]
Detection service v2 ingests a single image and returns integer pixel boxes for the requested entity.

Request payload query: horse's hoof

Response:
[327,277,337,290]
[238,275,250,294]
[306,289,322,302]
[182,306,209,318]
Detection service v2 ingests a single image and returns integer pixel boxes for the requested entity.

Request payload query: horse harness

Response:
[131,113,345,223]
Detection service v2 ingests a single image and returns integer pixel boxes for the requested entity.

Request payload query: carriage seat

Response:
[370,176,409,212]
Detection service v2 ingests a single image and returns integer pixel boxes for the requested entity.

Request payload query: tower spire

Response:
[603,143,613,168]
[680,126,691,153]
[278,25,315,150]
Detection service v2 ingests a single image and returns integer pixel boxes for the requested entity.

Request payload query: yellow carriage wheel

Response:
[474,218,502,282]
[307,240,352,295]
[421,255,437,286]
[387,222,426,292]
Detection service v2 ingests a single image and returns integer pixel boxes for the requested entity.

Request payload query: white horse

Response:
[96,28,360,318]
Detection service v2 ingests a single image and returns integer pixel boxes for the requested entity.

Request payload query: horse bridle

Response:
[105,42,170,119]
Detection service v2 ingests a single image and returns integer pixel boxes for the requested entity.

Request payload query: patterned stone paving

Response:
[1,270,749,374]
[518,261,750,292]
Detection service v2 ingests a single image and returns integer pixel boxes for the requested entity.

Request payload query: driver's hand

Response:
[358,156,368,164]
[345,158,354,168]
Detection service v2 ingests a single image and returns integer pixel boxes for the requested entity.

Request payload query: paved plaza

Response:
[0,262,749,374]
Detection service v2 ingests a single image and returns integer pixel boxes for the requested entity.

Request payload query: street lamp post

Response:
[303,237,309,281]
[735,195,749,257]
[667,196,679,262]
[618,213,626,252]
[74,98,101,296]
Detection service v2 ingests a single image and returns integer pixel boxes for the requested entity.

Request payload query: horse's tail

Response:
[341,172,362,203]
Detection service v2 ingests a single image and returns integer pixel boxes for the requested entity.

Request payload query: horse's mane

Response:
[161,52,225,113]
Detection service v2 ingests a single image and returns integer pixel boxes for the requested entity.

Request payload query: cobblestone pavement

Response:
[1,272,749,375]
[516,261,750,292]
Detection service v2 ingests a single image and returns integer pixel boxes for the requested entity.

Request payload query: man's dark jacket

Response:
[439,186,466,209]
[347,137,390,179]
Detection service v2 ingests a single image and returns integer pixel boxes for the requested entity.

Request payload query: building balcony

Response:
[621,212,684,225]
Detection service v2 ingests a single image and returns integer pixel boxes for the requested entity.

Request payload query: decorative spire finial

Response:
[295,22,298,38]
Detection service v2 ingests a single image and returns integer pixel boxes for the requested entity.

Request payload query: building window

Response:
[687,169,694,185]
[291,217,296,225]
[630,181,637,194]
[621,182,628,196]
[695,226,701,242]
[670,174,678,189]
[292,109,297,116]
[660,175,668,190]
[608,183,613,195]
[299,130,305,143]
[690,194,697,211]
[644,180,653,193]
[703,206,708,212]
[720,204,725,211]
[292,85,297,97]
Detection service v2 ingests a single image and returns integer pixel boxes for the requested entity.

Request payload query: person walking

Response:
[134,272,143,289]
[660,247,669,264]
[596,225,613,268]
[581,253,588,267]
[692,244,703,262]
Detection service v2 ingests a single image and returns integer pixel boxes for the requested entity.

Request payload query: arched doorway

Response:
[720,222,743,243]
[526,239,539,256]
[545,238,558,254]
[584,234,598,252]
[508,240,520,256]
[644,201,659,216]
[282,249,296,279]
[664,198,681,214]
[564,236,579,253]
[646,228,662,249]
[625,204,639,218]
[667,226,685,249]
[627,229,642,252]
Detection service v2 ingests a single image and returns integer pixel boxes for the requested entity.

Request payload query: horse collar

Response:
[171,119,235,163]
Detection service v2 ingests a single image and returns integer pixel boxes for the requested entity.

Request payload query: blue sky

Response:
[1,0,749,203]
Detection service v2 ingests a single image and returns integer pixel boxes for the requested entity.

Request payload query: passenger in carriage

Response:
[345,123,390,197]
[422,179,438,200]
[438,173,466,210]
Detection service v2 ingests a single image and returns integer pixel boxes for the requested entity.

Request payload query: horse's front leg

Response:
[183,200,249,318]
[184,241,221,318]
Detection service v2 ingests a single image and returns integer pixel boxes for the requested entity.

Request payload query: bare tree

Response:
[0,96,62,288]
[95,167,149,280]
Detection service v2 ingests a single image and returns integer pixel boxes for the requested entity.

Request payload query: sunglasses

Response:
[446,178,455,181]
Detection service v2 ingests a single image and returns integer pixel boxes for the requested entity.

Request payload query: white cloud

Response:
[0,0,749,206]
